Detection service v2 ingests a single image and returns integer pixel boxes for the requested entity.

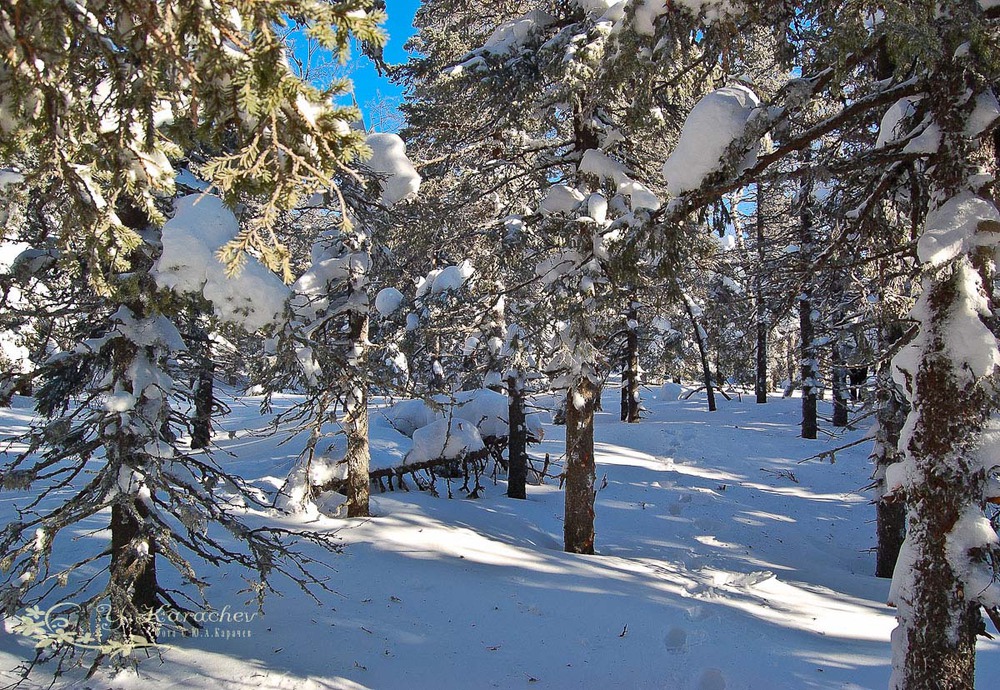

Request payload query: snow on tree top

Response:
[661,84,761,197]
[366,133,421,206]
[153,194,289,332]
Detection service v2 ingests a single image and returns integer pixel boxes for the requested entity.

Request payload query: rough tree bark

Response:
[344,309,370,518]
[564,377,597,554]
[621,304,640,423]
[755,181,769,404]
[506,372,528,500]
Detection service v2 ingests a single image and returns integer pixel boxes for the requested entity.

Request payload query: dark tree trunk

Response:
[874,322,909,579]
[564,378,596,554]
[189,311,214,450]
[506,373,527,500]
[682,293,716,412]
[799,164,818,439]
[110,500,158,639]
[831,346,848,428]
[621,305,640,422]
[344,310,370,518]
[755,183,769,404]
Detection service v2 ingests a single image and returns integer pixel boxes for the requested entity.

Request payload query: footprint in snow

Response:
[698,668,727,690]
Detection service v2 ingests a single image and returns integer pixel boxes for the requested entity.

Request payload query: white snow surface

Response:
[366,133,421,206]
[662,84,761,196]
[153,194,289,332]
[3,388,1000,688]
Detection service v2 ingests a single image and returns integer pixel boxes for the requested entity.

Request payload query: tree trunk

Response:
[110,499,158,639]
[890,266,990,690]
[189,310,214,450]
[682,293,716,412]
[506,373,527,500]
[874,323,908,578]
[106,331,161,640]
[831,344,848,428]
[799,163,818,439]
[344,310,370,518]
[755,182,769,404]
[564,377,596,554]
[621,305,640,422]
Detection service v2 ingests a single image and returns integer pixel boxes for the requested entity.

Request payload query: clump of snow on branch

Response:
[580,149,660,211]
[538,185,585,215]
[916,191,1000,266]
[366,133,421,206]
[415,260,475,297]
[944,506,1000,609]
[661,85,761,196]
[375,287,405,316]
[153,194,289,331]
[965,89,1000,138]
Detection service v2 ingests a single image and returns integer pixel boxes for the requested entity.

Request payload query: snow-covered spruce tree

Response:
[638,1,1000,684]
[0,0,386,668]
[270,132,420,518]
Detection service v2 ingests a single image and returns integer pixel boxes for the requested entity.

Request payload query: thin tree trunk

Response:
[799,162,818,439]
[621,305,640,422]
[874,330,908,578]
[682,293,716,412]
[506,373,527,500]
[189,310,214,450]
[755,183,769,404]
[564,377,596,554]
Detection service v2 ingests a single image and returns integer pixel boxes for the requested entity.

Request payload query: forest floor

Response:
[2,384,999,689]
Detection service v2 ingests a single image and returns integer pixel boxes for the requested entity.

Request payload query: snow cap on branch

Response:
[661,84,761,197]
[366,133,421,206]
[153,194,289,331]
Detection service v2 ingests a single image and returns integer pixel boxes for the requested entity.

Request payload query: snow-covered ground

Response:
[2,386,998,689]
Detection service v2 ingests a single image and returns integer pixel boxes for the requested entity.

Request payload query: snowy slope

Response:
[1,388,998,689]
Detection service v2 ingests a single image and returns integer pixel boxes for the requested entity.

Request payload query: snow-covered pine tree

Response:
[0,0,387,668]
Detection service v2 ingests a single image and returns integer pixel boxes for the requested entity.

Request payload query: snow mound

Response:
[405,419,485,465]
[662,85,760,196]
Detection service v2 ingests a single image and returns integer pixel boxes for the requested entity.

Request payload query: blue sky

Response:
[345,0,421,114]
